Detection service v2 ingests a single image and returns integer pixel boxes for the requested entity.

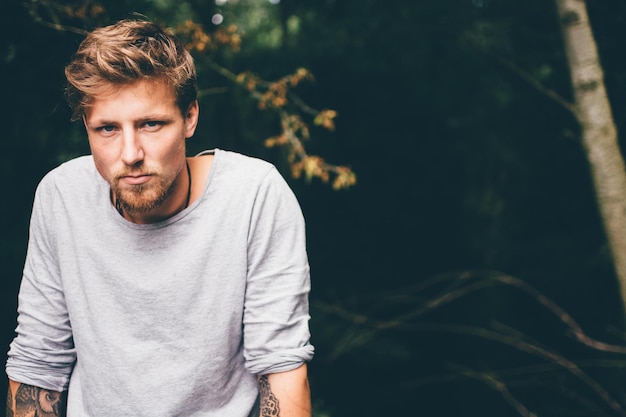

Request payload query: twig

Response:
[466,37,578,118]
[485,272,626,354]
[404,322,626,417]
[450,364,538,417]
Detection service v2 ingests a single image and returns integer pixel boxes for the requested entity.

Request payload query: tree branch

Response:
[465,36,578,118]
[450,365,538,417]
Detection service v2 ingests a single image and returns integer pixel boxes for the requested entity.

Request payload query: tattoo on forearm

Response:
[6,387,14,417]
[13,384,63,417]
[259,375,280,417]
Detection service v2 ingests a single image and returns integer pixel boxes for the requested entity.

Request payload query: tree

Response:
[556,0,626,317]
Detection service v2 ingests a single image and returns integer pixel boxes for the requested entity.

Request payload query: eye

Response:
[95,125,117,136]
[143,121,164,131]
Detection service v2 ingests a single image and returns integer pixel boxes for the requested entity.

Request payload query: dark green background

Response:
[3,0,626,415]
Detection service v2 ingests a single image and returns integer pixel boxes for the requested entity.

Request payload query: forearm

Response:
[258,364,311,417]
[6,379,67,417]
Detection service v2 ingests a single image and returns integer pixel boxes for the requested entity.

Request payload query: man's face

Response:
[83,80,198,222]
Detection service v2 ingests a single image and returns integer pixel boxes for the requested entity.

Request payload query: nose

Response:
[120,130,144,166]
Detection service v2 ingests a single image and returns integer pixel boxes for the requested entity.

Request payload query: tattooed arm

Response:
[258,364,311,417]
[6,379,67,417]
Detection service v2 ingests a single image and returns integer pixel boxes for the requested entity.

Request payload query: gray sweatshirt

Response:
[6,149,314,416]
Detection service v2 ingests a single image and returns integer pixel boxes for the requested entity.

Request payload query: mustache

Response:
[113,168,156,181]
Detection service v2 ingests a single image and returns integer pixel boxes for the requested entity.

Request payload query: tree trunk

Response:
[556,0,626,316]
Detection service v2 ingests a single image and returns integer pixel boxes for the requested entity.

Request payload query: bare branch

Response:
[30,16,89,35]
[491,54,578,118]
[26,0,91,36]
[450,365,538,417]
[485,272,626,354]
[197,86,229,98]
[465,36,578,117]
[316,269,626,413]
[318,269,626,354]
[406,323,626,417]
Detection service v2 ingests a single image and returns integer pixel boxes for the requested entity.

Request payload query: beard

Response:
[112,169,178,215]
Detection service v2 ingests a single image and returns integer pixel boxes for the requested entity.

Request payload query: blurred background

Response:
[3,0,626,415]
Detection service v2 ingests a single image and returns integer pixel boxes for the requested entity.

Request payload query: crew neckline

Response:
[103,148,220,230]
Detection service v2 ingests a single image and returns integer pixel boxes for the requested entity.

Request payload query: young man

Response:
[5,20,313,417]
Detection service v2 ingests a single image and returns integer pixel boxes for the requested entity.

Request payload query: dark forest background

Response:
[3,0,626,415]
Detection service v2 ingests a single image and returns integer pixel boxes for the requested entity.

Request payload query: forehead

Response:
[85,80,179,120]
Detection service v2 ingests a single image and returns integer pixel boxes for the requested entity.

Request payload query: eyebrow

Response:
[87,114,174,126]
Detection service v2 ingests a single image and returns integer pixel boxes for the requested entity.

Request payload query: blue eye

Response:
[95,125,117,136]
[143,120,165,132]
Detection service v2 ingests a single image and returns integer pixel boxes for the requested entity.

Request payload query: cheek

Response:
[158,136,186,161]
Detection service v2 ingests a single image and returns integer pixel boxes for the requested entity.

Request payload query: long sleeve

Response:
[6,176,76,392]
[243,168,314,375]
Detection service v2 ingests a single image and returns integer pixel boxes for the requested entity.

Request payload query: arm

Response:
[7,179,75,417]
[245,168,314,416]
[6,379,67,417]
[258,364,311,417]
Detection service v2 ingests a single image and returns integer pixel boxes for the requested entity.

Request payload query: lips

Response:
[120,174,152,186]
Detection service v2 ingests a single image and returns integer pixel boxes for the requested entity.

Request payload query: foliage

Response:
[176,18,355,189]
[23,0,357,190]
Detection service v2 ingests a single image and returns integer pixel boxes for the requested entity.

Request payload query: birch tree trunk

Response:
[556,0,626,316]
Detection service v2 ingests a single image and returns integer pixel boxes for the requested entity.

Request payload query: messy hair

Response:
[65,19,197,121]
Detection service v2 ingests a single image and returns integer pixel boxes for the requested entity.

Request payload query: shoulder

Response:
[201,149,299,209]
[27,156,101,231]
[215,149,276,178]
[35,155,100,201]
[210,149,288,193]
[39,155,96,187]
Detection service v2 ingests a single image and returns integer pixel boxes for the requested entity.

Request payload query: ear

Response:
[184,100,199,139]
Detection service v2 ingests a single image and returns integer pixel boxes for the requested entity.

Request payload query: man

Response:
[5,19,313,417]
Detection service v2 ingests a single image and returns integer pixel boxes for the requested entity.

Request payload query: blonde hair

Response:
[65,19,197,121]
